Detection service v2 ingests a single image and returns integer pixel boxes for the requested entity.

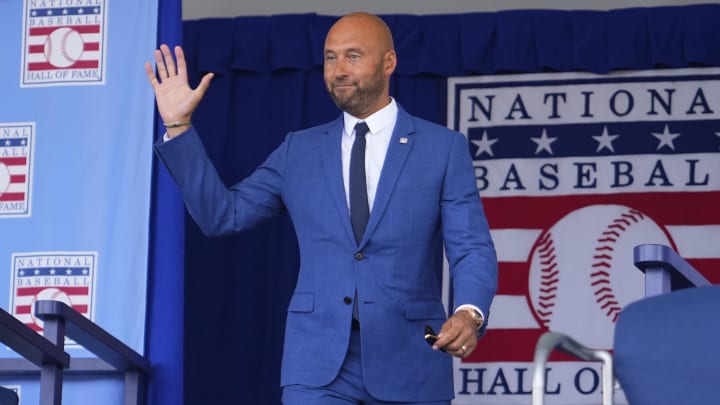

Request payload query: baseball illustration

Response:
[44,27,84,68]
[0,162,9,195]
[29,287,72,327]
[527,204,673,349]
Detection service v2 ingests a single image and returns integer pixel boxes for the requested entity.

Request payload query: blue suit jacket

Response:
[155,106,498,402]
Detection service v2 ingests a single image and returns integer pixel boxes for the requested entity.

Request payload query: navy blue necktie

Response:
[349,122,370,245]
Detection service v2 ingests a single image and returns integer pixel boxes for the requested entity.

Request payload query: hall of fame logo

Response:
[447,68,720,404]
[0,123,34,218]
[10,252,96,345]
[21,0,108,87]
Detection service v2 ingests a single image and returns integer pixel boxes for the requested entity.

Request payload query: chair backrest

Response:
[613,284,720,405]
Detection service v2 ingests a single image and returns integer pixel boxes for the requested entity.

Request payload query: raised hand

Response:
[144,44,214,138]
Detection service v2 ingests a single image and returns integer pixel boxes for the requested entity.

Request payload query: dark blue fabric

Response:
[146,0,185,404]
[614,285,720,404]
[179,6,720,404]
[349,122,370,245]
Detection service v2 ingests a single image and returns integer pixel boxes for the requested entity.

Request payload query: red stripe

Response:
[29,25,100,36]
[687,259,720,283]
[15,305,31,315]
[10,175,26,183]
[72,305,89,314]
[28,41,100,55]
[485,191,720,229]
[27,60,99,71]
[0,157,27,166]
[24,323,42,332]
[497,262,530,295]
[16,287,89,296]
[464,329,593,363]
[0,193,25,201]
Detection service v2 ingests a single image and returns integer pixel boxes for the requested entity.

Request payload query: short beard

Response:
[327,68,385,117]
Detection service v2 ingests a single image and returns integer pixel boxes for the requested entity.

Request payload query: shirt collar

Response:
[343,98,397,137]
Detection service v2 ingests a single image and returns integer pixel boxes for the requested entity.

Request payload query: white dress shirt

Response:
[341,98,397,212]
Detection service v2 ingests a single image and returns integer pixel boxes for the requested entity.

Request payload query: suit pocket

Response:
[404,300,447,320]
[287,293,315,313]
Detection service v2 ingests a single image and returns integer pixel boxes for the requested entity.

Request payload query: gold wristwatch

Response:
[464,308,484,329]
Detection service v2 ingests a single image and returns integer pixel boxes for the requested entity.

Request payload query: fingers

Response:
[174,45,187,79]
[432,317,478,358]
[153,48,168,80]
[160,44,177,77]
[195,72,215,98]
[144,62,159,89]
[149,44,182,83]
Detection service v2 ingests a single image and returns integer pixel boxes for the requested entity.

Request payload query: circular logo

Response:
[44,27,84,68]
[527,204,673,349]
[29,288,72,328]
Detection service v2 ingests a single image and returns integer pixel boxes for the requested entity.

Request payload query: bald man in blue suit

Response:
[147,12,497,405]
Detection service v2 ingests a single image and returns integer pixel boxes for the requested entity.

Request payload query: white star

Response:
[65,268,72,275]
[34,269,40,275]
[83,268,89,275]
[50,268,56,275]
[94,7,100,14]
[715,132,720,150]
[4,140,9,146]
[62,8,68,15]
[592,126,620,153]
[19,270,25,276]
[47,9,53,15]
[78,8,84,14]
[21,139,27,146]
[471,130,498,157]
[31,10,37,16]
[652,124,680,151]
[531,128,557,155]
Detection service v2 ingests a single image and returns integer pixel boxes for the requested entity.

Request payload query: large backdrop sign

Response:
[447,68,720,404]
[0,0,158,402]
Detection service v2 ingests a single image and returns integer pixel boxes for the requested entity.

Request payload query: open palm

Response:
[144,44,213,129]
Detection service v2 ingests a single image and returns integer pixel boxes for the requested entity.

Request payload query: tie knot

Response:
[354,122,369,138]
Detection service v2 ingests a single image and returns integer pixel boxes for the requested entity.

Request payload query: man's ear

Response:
[384,50,397,74]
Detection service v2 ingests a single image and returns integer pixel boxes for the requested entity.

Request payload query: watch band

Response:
[464,308,484,329]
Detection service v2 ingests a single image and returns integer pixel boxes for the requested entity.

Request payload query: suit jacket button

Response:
[343,296,352,305]
[354,252,364,260]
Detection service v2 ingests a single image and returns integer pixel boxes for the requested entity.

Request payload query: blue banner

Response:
[0,0,158,402]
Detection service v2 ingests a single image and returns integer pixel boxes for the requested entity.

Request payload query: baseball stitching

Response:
[535,231,558,327]
[591,208,645,322]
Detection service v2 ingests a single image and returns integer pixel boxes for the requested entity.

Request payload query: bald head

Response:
[323,12,397,118]
[326,12,395,54]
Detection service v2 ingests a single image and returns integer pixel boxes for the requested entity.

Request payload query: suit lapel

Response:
[359,107,415,247]
[321,116,358,246]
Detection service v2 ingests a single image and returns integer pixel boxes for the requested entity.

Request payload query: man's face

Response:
[323,20,390,118]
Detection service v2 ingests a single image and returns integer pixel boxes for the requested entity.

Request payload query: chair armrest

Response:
[34,300,149,373]
[633,244,711,296]
[532,331,613,405]
[0,308,69,369]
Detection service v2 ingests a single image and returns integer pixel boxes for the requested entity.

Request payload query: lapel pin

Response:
[399,137,408,144]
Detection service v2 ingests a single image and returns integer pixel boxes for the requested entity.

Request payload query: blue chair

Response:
[532,244,718,405]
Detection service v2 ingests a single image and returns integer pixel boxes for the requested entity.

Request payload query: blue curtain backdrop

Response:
[146,0,185,404]
[172,5,720,404]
